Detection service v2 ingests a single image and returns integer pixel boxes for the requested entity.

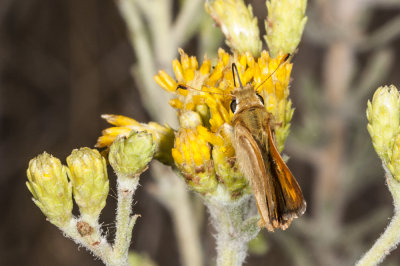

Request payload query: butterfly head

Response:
[230,63,264,114]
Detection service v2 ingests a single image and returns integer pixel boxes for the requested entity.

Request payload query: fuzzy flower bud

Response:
[367,85,400,162]
[66,148,109,221]
[26,152,73,227]
[109,131,156,178]
[205,0,262,57]
[265,0,308,57]
[97,114,175,166]
[388,134,400,182]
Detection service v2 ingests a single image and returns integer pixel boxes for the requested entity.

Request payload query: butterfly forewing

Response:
[233,120,276,231]
[266,123,306,218]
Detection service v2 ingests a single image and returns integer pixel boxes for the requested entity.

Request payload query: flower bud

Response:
[97,114,175,166]
[367,85,400,162]
[109,131,156,177]
[265,0,307,57]
[26,152,73,227]
[388,134,400,182]
[205,0,262,57]
[66,148,109,221]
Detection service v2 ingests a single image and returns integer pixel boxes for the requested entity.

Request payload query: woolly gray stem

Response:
[111,176,140,266]
[60,218,113,265]
[357,166,400,266]
[206,192,260,266]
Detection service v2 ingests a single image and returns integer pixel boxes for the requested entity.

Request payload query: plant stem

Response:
[206,193,260,266]
[111,176,140,266]
[61,218,113,265]
[357,167,400,266]
[216,234,249,266]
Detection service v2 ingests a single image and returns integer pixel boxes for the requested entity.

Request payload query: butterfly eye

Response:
[230,99,237,113]
[256,93,264,105]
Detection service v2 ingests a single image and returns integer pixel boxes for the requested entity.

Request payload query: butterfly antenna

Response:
[177,84,230,96]
[254,53,291,91]
[232,63,243,88]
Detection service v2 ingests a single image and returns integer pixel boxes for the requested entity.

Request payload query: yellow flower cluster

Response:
[97,48,293,196]
[155,48,293,150]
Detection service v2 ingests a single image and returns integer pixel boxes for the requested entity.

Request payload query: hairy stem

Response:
[111,176,140,266]
[357,168,400,266]
[61,218,113,265]
[206,193,260,266]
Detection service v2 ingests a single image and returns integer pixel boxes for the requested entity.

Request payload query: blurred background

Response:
[1,0,400,265]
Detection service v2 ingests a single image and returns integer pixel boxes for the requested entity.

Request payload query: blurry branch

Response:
[117,0,173,125]
[116,1,211,266]
[365,0,400,8]
[342,127,380,195]
[198,15,224,58]
[171,0,204,48]
[272,232,315,266]
[286,137,322,165]
[342,207,391,263]
[359,15,400,52]
[292,0,365,265]
[343,207,391,248]
[134,0,173,69]
[148,164,204,266]
[352,48,393,103]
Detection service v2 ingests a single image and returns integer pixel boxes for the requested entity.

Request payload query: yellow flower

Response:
[26,152,73,227]
[206,124,248,196]
[96,114,175,165]
[66,148,109,222]
[155,49,293,152]
[172,126,218,194]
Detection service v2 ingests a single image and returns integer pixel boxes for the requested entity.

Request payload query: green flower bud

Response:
[26,152,73,227]
[388,134,400,182]
[109,131,156,177]
[367,85,400,162]
[66,148,109,221]
[205,0,262,57]
[265,0,308,57]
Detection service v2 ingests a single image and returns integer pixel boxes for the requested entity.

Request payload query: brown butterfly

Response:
[230,59,306,231]
[177,55,306,231]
